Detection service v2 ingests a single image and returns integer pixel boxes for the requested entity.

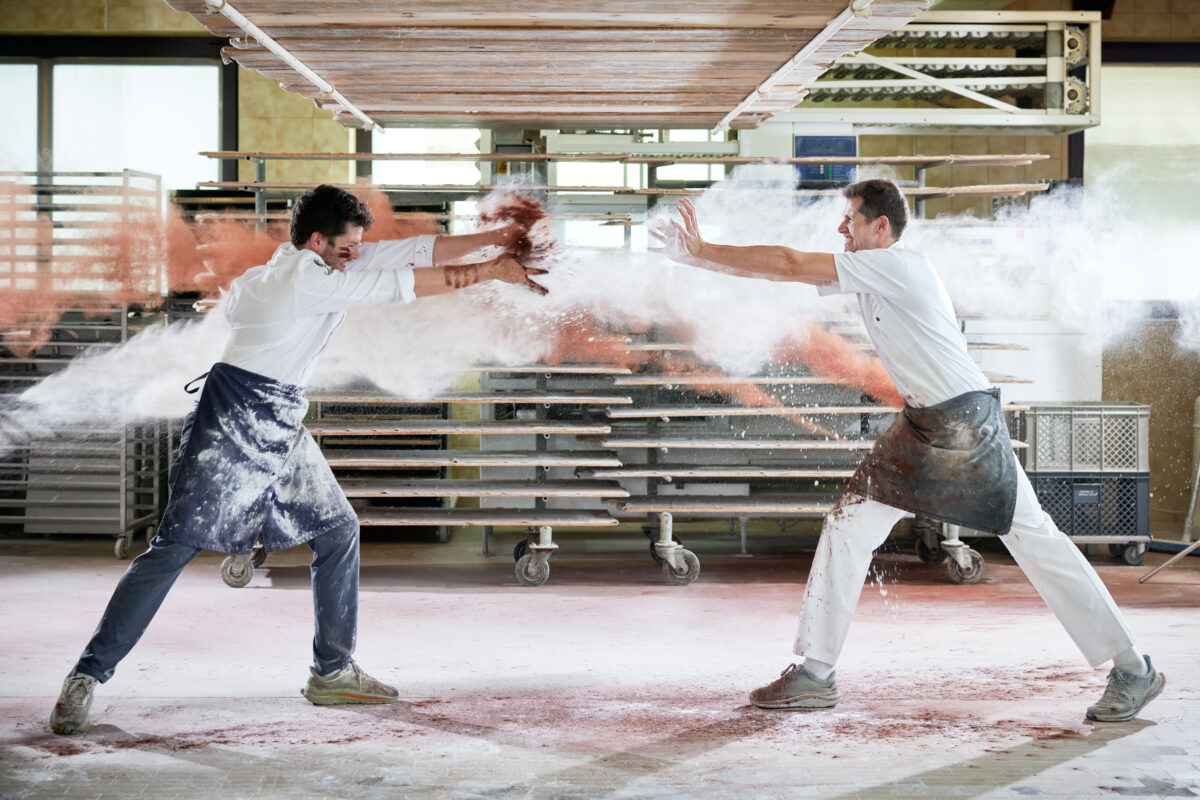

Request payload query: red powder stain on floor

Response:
[19,718,426,759]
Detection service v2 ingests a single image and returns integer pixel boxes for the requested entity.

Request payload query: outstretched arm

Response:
[412,254,548,298]
[650,198,837,286]
[432,223,524,266]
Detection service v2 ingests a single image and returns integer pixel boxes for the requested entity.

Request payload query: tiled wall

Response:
[0,0,205,34]
[236,69,355,185]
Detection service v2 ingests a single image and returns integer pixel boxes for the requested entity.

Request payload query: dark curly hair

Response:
[289,184,374,247]
[842,178,908,240]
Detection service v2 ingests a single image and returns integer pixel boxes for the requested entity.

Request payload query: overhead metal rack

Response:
[774,10,1102,135]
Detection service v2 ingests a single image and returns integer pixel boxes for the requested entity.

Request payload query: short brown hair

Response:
[842,178,908,239]
[289,184,374,247]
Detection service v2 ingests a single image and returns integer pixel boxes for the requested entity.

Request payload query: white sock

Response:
[1112,648,1148,675]
[802,658,836,681]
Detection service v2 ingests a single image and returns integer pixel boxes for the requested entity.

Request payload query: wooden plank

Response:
[307,420,612,436]
[606,405,902,418]
[633,184,1052,198]
[198,152,1046,168]
[0,515,124,525]
[215,27,822,47]
[199,151,632,162]
[338,479,628,498]
[310,393,632,405]
[232,51,795,70]
[165,2,859,30]
[608,404,1030,418]
[0,498,121,508]
[466,364,633,375]
[601,438,1029,450]
[198,181,634,194]
[602,438,876,450]
[968,342,1031,351]
[322,450,622,468]
[585,467,856,479]
[614,375,832,386]
[623,154,1048,167]
[357,509,618,527]
[618,497,834,514]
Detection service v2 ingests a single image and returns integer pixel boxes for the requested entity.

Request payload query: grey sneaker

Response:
[50,670,98,735]
[301,662,398,706]
[1086,655,1165,722]
[749,663,840,710]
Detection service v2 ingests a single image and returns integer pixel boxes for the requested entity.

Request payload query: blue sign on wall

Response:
[794,136,858,182]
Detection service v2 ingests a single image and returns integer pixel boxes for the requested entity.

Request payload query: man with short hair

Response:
[652,178,1163,722]
[51,184,548,735]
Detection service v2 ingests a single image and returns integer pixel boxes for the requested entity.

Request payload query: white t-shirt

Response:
[219,235,437,386]
[820,240,988,408]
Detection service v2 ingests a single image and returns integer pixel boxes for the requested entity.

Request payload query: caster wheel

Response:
[947,549,985,585]
[513,538,532,563]
[1122,544,1145,567]
[515,553,549,586]
[662,549,701,585]
[1108,542,1126,559]
[221,555,253,588]
[113,536,131,560]
[649,536,683,565]
[251,548,267,568]
[915,537,947,565]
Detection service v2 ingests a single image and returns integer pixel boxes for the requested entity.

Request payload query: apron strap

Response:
[184,371,210,394]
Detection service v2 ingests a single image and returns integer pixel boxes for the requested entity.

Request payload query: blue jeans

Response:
[74,517,361,682]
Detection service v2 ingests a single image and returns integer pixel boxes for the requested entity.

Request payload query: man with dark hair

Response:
[51,184,548,735]
[289,182,376,247]
[652,178,1163,722]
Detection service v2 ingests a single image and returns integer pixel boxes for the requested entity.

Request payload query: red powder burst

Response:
[478,191,552,260]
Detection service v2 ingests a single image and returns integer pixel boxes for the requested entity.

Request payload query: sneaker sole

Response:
[1086,672,1166,722]
[301,688,398,706]
[750,692,840,710]
[50,720,90,735]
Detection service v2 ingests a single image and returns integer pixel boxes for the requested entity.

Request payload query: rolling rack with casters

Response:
[218,370,630,587]
[585,333,1034,585]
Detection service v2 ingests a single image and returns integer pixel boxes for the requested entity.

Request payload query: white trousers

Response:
[794,465,1135,668]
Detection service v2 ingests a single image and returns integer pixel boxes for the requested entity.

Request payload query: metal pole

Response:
[1139,537,1200,584]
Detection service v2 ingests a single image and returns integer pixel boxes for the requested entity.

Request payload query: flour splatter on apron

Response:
[157,362,356,554]
[849,388,1017,535]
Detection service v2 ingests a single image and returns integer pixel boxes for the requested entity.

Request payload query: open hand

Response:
[491,254,549,295]
[648,197,706,265]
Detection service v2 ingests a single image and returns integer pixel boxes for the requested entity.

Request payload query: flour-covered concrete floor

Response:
[1,527,1198,799]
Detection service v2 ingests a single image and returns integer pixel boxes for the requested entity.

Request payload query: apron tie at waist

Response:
[183,372,210,394]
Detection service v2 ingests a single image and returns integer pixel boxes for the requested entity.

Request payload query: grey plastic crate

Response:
[1023,402,1149,473]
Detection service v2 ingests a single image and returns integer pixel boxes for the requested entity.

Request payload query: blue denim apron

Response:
[157,362,357,554]
[848,388,1018,535]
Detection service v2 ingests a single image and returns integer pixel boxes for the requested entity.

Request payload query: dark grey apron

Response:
[848,388,1018,535]
[157,362,357,554]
